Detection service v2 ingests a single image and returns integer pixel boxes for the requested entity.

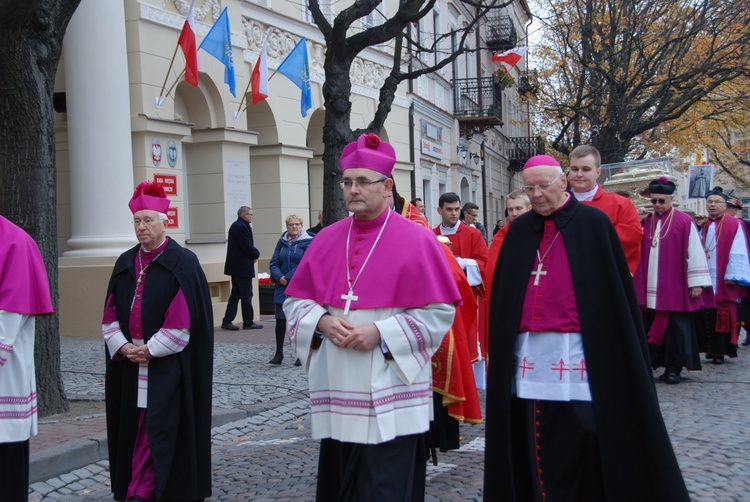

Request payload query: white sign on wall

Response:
[224,155,251,227]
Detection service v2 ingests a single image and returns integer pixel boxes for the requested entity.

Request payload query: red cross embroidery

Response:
[551,358,569,380]
[518,357,535,378]
[572,358,587,380]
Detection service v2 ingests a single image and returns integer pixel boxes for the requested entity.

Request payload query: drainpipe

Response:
[407,25,416,198]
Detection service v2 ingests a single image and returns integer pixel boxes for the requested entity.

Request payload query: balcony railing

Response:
[453,77,502,119]
[453,77,503,138]
[486,15,517,51]
[507,136,546,171]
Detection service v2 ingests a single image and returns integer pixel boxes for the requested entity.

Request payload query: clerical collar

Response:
[572,185,598,201]
[655,206,673,220]
[141,237,169,256]
[440,220,462,235]
[353,207,389,230]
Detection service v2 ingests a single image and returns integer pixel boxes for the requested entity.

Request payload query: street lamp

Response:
[457,145,468,161]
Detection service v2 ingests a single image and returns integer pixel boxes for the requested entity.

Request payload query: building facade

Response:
[54,0,536,337]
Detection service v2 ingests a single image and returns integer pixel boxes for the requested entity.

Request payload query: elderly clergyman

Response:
[633,177,711,384]
[484,155,689,501]
[102,181,213,501]
[284,133,460,501]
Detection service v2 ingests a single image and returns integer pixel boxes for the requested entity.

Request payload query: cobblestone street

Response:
[27,332,750,501]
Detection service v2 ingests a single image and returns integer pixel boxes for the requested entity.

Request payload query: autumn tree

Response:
[651,76,750,184]
[530,0,750,164]
[0,0,82,415]
[307,0,509,223]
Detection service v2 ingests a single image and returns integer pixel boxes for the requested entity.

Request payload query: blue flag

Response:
[199,7,236,97]
[277,37,313,117]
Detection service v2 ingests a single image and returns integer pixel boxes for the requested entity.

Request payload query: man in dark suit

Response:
[222,206,262,330]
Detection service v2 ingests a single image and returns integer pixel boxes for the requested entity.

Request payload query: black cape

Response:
[484,195,689,501]
[104,238,213,501]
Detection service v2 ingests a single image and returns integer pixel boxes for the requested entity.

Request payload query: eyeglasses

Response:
[521,173,562,194]
[340,178,387,190]
[650,198,669,205]
[133,218,159,226]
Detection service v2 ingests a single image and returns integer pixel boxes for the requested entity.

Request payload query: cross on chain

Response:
[531,262,547,286]
[341,289,359,315]
[551,358,569,380]
[518,357,535,378]
[572,358,587,380]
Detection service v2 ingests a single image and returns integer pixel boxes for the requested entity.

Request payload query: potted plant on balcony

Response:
[493,67,515,90]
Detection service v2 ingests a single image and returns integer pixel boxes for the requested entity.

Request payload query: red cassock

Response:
[483,222,511,360]
[433,223,488,361]
[400,204,482,423]
[432,244,482,423]
[582,186,643,275]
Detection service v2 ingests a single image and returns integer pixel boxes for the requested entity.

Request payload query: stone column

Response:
[62,0,134,257]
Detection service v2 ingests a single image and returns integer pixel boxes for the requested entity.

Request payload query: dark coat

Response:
[104,239,213,501]
[484,195,689,501]
[224,217,260,278]
[269,230,314,305]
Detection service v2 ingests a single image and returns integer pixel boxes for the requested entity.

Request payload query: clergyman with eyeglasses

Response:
[693,186,750,364]
[101,181,213,501]
[283,133,461,501]
[632,177,711,384]
[484,155,689,501]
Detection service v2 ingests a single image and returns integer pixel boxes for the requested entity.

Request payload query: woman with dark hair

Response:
[268,214,314,365]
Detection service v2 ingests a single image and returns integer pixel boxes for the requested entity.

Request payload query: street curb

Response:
[28,402,303,484]
[30,432,108,484]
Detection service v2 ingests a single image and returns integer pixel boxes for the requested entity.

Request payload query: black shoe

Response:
[294,358,302,367]
[269,353,283,365]
[665,372,681,384]
[243,323,263,330]
[221,323,239,331]
[712,357,725,365]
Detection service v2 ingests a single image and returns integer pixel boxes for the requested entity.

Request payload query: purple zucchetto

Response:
[645,177,676,196]
[340,133,396,177]
[523,154,560,170]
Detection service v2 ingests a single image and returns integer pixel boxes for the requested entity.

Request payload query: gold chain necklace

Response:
[703,214,725,260]
[650,208,675,248]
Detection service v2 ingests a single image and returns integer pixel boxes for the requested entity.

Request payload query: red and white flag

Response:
[251,32,269,104]
[178,0,199,86]
[491,46,528,68]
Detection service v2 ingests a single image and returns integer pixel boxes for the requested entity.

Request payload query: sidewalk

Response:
[30,317,294,483]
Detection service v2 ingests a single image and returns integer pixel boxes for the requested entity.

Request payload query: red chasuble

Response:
[582,185,643,275]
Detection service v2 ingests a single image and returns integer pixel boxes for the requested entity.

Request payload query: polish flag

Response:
[251,33,269,104]
[178,0,199,86]
[491,47,528,68]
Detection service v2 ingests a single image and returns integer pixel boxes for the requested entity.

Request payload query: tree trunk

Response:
[320,45,356,225]
[0,0,81,416]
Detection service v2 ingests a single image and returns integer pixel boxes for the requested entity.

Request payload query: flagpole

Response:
[163,68,186,101]
[159,43,182,99]
[237,30,274,115]
[236,72,253,115]
[240,71,279,113]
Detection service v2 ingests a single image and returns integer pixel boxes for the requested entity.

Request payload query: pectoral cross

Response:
[341,289,358,315]
[530,262,547,286]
